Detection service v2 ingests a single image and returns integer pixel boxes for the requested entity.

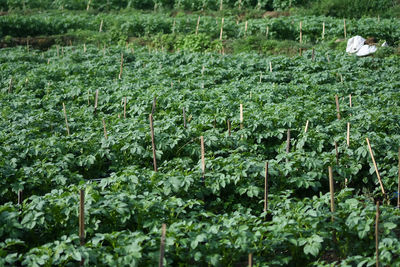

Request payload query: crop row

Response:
[1,12,399,44]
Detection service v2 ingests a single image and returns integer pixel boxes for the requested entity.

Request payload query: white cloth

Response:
[346,36,366,53]
[356,45,377,56]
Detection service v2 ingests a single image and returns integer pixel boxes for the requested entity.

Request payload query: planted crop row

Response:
[1,12,399,44]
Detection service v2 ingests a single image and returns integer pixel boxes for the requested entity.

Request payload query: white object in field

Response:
[356,45,377,56]
[346,36,366,53]
[381,41,388,47]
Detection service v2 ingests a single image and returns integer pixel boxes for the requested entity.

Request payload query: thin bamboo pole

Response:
[123,97,127,119]
[347,122,350,147]
[240,104,243,129]
[375,201,380,267]
[201,136,205,181]
[79,189,85,245]
[220,18,224,40]
[335,95,341,120]
[196,16,200,35]
[62,103,70,136]
[366,138,385,195]
[304,120,309,133]
[150,114,157,172]
[159,224,166,267]
[264,161,268,212]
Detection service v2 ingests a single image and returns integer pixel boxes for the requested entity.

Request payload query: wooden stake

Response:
[286,129,290,153]
[349,94,352,108]
[366,138,385,195]
[84,43,86,53]
[159,224,166,267]
[269,62,272,72]
[220,0,223,11]
[375,201,380,267]
[18,190,23,205]
[346,122,350,146]
[94,89,98,114]
[328,166,335,214]
[123,97,127,119]
[312,48,315,61]
[248,253,253,267]
[79,189,85,245]
[343,19,347,39]
[245,21,248,36]
[322,22,325,39]
[266,26,269,38]
[227,120,231,136]
[397,147,400,208]
[240,104,243,129]
[264,161,268,212]
[102,118,108,139]
[304,120,309,133]
[57,45,59,57]
[150,114,157,172]
[151,97,157,115]
[86,0,91,10]
[62,102,70,136]
[200,136,205,181]
[196,16,200,35]
[183,107,187,128]
[8,77,13,93]
[220,18,224,40]
[334,141,339,165]
[119,53,124,79]
[99,19,103,32]
[299,21,302,44]
[335,95,341,120]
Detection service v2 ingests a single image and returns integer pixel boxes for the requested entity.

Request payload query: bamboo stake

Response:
[159,224,166,267]
[86,0,91,10]
[264,161,268,212]
[266,26,269,38]
[219,0,223,11]
[79,189,85,245]
[334,141,339,165]
[84,43,86,53]
[227,120,231,136]
[366,138,385,195]
[119,53,124,79]
[335,95,341,120]
[220,18,224,40]
[62,103,70,136]
[286,129,290,153]
[18,190,23,206]
[299,21,302,43]
[240,104,243,129]
[150,114,157,172]
[347,122,350,146]
[245,21,248,36]
[99,19,103,32]
[151,97,157,115]
[269,62,272,72]
[397,147,400,208]
[328,166,335,214]
[196,16,200,35]
[312,48,315,61]
[343,19,347,39]
[102,118,108,139]
[8,77,13,93]
[248,253,253,267]
[322,22,325,39]
[349,94,352,107]
[94,89,98,114]
[57,45,59,57]
[123,97,127,119]
[201,136,205,181]
[182,107,187,128]
[375,201,380,267]
[304,120,309,133]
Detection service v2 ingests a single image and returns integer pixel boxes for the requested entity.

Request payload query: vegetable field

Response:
[1,2,400,266]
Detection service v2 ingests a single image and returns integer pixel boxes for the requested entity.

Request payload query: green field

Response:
[1,1,400,266]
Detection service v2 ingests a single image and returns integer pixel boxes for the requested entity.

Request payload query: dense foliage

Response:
[1,43,400,265]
